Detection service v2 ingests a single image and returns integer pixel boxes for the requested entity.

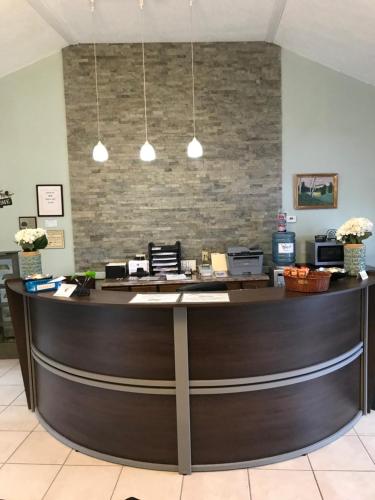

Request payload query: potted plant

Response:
[336,218,373,276]
[14,228,48,277]
[70,270,96,296]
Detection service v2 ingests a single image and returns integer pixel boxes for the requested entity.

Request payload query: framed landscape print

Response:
[36,185,64,217]
[294,174,338,209]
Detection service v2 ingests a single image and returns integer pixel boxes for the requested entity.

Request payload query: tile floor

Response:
[1,359,375,499]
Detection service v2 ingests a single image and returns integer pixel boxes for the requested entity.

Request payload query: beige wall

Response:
[0,53,75,275]
[282,50,375,265]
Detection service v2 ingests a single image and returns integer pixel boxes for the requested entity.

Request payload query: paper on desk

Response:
[130,293,181,304]
[49,276,66,283]
[54,284,77,297]
[166,274,187,280]
[181,292,230,303]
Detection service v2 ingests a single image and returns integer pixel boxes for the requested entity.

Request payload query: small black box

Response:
[105,263,127,279]
[314,235,327,242]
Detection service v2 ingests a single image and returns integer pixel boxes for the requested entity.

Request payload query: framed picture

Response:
[294,174,338,209]
[36,185,64,217]
[18,216,37,230]
[46,230,65,249]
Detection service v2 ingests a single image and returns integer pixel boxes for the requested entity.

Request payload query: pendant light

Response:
[139,0,156,162]
[91,0,109,162]
[187,0,203,159]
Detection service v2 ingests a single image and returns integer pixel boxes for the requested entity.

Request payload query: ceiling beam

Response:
[266,0,288,43]
[26,0,77,44]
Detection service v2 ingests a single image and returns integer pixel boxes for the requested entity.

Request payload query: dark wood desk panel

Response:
[36,363,178,465]
[102,274,270,293]
[30,298,175,380]
[188,291,362,380]
[190,359,360,464]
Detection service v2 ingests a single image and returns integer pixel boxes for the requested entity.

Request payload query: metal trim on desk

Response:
[190,348,363,395]
[32,352,176,396]
[31,345,175,388]
[189,342,363,388]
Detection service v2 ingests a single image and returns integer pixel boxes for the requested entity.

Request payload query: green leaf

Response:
[33,235,48,250]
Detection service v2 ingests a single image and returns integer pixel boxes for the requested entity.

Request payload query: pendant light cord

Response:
[93,42,101,140]
[91,0,101,141]
[140,0,149,142]
[190,0,196,138]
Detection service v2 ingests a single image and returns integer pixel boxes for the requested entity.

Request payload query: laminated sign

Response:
[0,190,13,208]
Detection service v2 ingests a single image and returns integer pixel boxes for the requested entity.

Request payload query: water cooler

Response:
[271,211,296,286]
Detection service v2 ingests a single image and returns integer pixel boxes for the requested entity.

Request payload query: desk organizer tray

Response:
[23,276,60,294]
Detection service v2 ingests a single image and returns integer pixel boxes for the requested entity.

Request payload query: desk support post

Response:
[23,296,35,411]
[173,307,191,474]
[361,287,369,414]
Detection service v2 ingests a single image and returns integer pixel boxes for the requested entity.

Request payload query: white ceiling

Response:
[1,0,375,86]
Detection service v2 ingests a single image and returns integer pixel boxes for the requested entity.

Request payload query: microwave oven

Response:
[306,241,344,267]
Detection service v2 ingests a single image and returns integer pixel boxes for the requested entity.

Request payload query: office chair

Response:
[177,282,228,292]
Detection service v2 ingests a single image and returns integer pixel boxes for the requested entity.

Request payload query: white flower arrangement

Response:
[336,217,373,244]
[14,228,48,252]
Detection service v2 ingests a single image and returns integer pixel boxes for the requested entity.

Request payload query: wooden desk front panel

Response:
[188,290,362,380]
[30,298,175,380]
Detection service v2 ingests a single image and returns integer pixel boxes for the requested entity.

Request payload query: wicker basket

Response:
[284,272,331,293]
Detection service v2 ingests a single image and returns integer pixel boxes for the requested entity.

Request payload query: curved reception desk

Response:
[6,277,375,474]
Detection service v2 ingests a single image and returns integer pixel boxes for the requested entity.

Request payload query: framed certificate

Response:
[36,185,64,217]
[46,230,65,249]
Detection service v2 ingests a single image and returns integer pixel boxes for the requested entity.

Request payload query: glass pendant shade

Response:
[187,136,203,159]
[140,140,156,162]
[92,140,109,162]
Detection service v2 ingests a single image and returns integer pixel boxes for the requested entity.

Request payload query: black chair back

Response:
[177,282,228,292]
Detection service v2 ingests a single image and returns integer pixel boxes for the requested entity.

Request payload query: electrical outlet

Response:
[287,215,297,223]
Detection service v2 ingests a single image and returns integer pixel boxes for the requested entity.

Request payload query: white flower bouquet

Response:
[336,217,373,244]
[14,228,48,252]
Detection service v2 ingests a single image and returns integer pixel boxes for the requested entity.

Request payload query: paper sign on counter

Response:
[130,293,180,304]
[54,284,77,297]
[181,292,230,303]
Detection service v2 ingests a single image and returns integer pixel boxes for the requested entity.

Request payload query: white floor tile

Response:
[0,405,38,431]
[308,436,375,471]
[33,423,46,431]
[358,435,375,463]
[0,431,29,462]
[182,469,250,500]
[8,430,71,464]
[0,406,6,414]
[65,449,118,466]
[0,365,23,385]
[355,411,375,435]
[0,359,18,377]
[0,463,59,500]
[11,390,27,406]
[44,465,121,500]
[316,471,375,500]
[0,385,24,405]
[255,455,311,470]
[112,466,182,500]
[249,469,321,500]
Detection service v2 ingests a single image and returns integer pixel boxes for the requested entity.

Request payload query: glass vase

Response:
[344,244,366,277]
[18,251,42,278]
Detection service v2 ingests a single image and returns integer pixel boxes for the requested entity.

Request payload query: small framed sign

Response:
[46,229,65,249]
[36,185,64,217]
[19,216,37,229]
